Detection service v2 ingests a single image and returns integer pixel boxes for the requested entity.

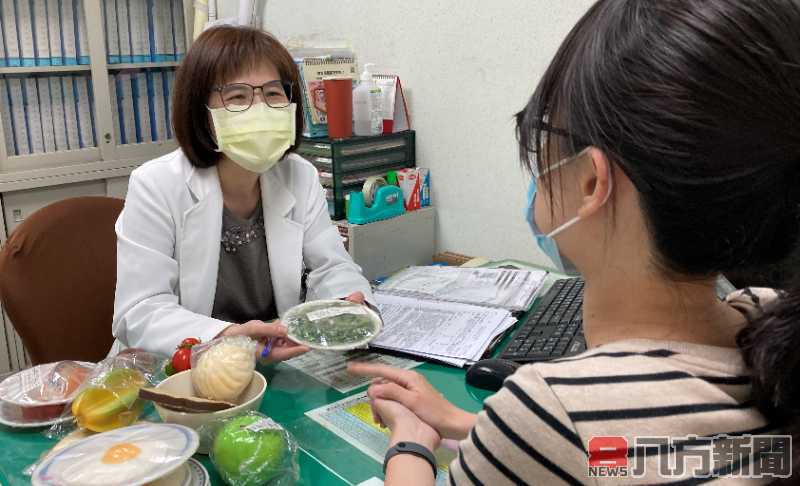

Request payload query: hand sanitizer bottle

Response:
[353,63,383,136]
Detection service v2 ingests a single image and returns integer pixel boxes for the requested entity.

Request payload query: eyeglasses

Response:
[212,80,293,112]
[533,120,589,150]
[529,119,590,177]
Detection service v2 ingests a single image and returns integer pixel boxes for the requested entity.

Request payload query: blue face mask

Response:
[525,148,611,273]
[526,177,569,272]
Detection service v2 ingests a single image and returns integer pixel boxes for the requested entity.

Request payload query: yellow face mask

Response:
[209,102,296,173]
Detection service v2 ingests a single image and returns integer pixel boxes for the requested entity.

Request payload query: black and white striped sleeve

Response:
[449,365,589,485]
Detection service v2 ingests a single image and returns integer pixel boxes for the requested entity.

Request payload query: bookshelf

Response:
[0,65,93,74]
[108,61,181,70]
[0,0,195,372]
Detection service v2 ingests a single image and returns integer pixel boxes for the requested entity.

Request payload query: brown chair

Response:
[0,196,124,364]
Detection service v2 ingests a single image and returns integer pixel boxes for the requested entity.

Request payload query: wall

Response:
[237,0,595,264]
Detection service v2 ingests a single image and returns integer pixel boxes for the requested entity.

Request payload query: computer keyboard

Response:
[498,277,586,362]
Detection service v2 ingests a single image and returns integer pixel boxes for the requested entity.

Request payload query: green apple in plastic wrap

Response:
[212,414,293,486]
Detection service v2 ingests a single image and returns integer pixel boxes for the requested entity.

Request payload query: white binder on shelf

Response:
[61,75,80,150]
[46,0,63,65]
[109,74,121,144]
[60,0,77,65]
[115,74,128,144]
[74,74,94,147]
[145,72,157,140]
[129,0,149,63]
[104,0,120,64]
[165,69,175,138]
[152,0,174,61]
[117,0,132,63]
[36,77,56,152]
[24,78,45,153]
[76,0,89,64]
[119,73,136,144]
[32,0,50,66]
[145,0,155,61]
[16,0,36,67]
[49,76,69,151]
[143,0,154,61]
[139,0,151,62]
[133,72,151,142]
[0,13,6,67]
[7,77,31,155]
[161,69,174,139]
[149,70,167,141]
[172,0,186,60]
[3,0,21,67]
[0,78,17,155]
[87,76,97,146]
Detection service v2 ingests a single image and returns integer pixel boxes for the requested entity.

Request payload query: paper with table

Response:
[366,267,547,366]
[306,392,454,486]
[370,294,518,367]
[378,266,546,312]
[284,350,422,394]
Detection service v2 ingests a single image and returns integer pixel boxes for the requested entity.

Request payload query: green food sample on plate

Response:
[284,300,380,348]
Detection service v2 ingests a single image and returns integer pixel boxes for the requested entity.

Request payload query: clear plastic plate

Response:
[0,399,75,428]
[0,361,95,425]
[283,300,383,351]
[0,361,95,406]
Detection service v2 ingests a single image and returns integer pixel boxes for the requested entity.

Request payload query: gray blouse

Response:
[211,199,278,324]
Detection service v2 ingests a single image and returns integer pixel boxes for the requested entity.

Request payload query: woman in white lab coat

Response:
[111,26,373,360]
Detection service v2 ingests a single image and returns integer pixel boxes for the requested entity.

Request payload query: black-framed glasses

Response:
[212,80,293,112]
[527,119,592,175]
[532,119,590,150]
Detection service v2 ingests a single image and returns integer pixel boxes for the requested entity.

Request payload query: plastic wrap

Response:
[190,336,257,402]
[0,361,94,426]
[30,423,199,486]
[48,349,166,436]
[204,411,298,486]
[148,368,267,454]
[283,300,382,351]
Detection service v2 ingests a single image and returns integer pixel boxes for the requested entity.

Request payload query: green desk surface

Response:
[0,271,559,486]
[0,362,490,486]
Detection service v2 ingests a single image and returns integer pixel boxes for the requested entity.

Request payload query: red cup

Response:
[323,77,353,139]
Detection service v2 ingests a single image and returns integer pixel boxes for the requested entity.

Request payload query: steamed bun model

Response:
[191,336,257,402]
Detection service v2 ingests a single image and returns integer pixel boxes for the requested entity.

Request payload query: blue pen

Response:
[260,338,275,360]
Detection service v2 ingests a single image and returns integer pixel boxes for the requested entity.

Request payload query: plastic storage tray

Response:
[297,130,416,220]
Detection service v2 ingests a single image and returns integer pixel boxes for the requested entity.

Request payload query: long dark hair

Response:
[517,0,800,426]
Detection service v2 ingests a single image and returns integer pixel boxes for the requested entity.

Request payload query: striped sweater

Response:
[449,289,785,485]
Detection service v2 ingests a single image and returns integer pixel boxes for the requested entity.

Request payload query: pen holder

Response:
[322,78,353,139]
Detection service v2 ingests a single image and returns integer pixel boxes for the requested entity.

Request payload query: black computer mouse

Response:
[466,359,522,392]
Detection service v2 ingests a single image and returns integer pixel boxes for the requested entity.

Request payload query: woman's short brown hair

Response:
[172,26,304,168]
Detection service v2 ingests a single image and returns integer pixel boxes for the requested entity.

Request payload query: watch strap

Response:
[383,441,437,478]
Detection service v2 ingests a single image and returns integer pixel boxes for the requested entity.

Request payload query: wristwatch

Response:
[383,441,437,478]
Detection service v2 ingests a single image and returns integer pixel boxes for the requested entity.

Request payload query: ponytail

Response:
[737,282,800,422]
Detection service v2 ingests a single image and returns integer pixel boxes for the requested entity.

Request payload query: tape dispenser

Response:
[347,176,405,224]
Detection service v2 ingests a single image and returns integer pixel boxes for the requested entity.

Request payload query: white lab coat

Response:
[111,149,373,357]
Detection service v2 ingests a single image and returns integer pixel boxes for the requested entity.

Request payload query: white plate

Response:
[284,300,383,351]
[185,458,210,486]
[151,458,208,486]
[0,400,75,428]
[0,361,95,406]
[32,423,200,486]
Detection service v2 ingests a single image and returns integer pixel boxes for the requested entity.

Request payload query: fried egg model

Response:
[31,423,198,486]
[191,337,256,402]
